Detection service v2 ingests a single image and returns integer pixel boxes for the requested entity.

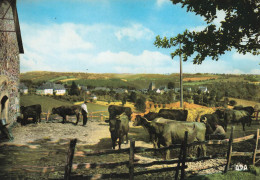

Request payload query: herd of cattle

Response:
[18,104,257,159]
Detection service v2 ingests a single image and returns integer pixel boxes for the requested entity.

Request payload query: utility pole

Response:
[180,43,183,108]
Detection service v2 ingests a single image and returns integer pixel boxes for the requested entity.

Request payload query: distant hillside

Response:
[20,71,260,89]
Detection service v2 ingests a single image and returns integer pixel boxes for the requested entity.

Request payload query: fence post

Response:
[100,114,103,121]
[46,110,50,121]
[175,131,188,180]
[253,129,259,165]
[224,126,234,173]
[181,131,188,180]
[64,139,77,180]
[129,140,135,180]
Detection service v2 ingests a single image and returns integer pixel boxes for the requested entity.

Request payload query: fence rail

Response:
[66,128,260,180]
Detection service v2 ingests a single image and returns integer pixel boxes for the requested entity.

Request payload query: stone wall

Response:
[0,1,20,125]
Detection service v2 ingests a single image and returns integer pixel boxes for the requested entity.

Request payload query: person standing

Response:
[81,101,88,126]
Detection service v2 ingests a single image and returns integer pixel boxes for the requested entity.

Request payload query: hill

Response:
[20,71,260,90]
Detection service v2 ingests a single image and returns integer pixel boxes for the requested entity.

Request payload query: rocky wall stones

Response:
[0,1,20,124]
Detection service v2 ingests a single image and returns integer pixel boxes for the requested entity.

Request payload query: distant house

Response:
[93,87,110,92]
[19,83,28,94]
[198,86,208,93]
[155,88,161,94]
[81,86,90,94]
[36,82,66,96]
[115,88,128,94]
[90,94,97,102]
[53,84,66,96]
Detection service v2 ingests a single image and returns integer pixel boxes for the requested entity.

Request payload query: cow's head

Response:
[20,106,25,113]
[51,108,57,115]
[201,116,207,124]
[109,118,121,135]
[133,115,149,126]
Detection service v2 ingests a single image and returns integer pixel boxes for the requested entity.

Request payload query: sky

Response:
[17,0,259,74]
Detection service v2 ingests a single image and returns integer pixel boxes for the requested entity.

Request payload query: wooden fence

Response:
[64,128,260,180]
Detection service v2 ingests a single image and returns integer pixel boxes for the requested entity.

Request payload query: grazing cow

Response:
[108,105,132,121]
[109,112,129,149]
[52,105,81,124]
[134,115,206,159]
[224,109,252,131]
[158,109,188,121]
[233,106,255,116]
[20,104,42,125]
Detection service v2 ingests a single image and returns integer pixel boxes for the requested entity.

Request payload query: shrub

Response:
[229,100,237,106]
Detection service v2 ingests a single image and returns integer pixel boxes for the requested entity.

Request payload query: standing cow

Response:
[52,105,81,124]
[158,109,188,121]
[109,112,129,149]
[134,115,206,159]
[20,104,42,125]
[108,105,132,121]
[224,109,252,131]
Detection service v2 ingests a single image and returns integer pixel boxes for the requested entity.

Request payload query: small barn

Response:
[0,0,24,125]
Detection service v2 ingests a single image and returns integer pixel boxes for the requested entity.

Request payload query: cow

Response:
[109,112,129,149]
[20,104,42,125]
[158,109,188,121]
[108,105,132,121]
[224,109,252,131]
[233,106,255,116]
[51,105,81,124]
[134,115,206,159]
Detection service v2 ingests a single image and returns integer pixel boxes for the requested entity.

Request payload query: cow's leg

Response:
[241,121,245,131]
[75,113,80,125]
[165,142,171,160]
[112,140,116,149]
[62,115,66,124]
[38,114,41,123]
[125,133,128,144]
[118,136,122,149]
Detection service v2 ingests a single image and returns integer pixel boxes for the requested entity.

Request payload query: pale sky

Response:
[17,0,260,74]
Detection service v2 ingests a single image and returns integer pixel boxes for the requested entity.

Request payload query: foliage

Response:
[135,97,146,112]
[154,0,259,64]
[129,91,137,103]
[69,81,80,96]
[167,82,175,89]
[229,100,237,106]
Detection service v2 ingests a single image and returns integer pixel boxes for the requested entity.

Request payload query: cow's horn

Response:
[202,117,207,123]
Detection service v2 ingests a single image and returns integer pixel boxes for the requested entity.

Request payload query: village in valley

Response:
[0,0,260,180]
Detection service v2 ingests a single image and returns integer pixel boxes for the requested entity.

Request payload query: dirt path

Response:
[5,120,111,146]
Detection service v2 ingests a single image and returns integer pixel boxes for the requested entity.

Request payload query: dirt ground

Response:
[0,118,234,179]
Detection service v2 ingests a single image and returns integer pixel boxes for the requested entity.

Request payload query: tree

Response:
[135,97,146,112]
[129,91,137,103]
[167,82,175,89]
[69,81,80,96]
[154,0,259,64]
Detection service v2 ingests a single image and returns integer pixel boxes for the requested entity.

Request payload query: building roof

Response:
[37,82,65,90]
[0,0,24,53]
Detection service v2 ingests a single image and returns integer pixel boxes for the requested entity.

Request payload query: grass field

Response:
[20,95,108,114]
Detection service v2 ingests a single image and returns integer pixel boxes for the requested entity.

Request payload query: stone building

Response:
[0,0,23,125]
